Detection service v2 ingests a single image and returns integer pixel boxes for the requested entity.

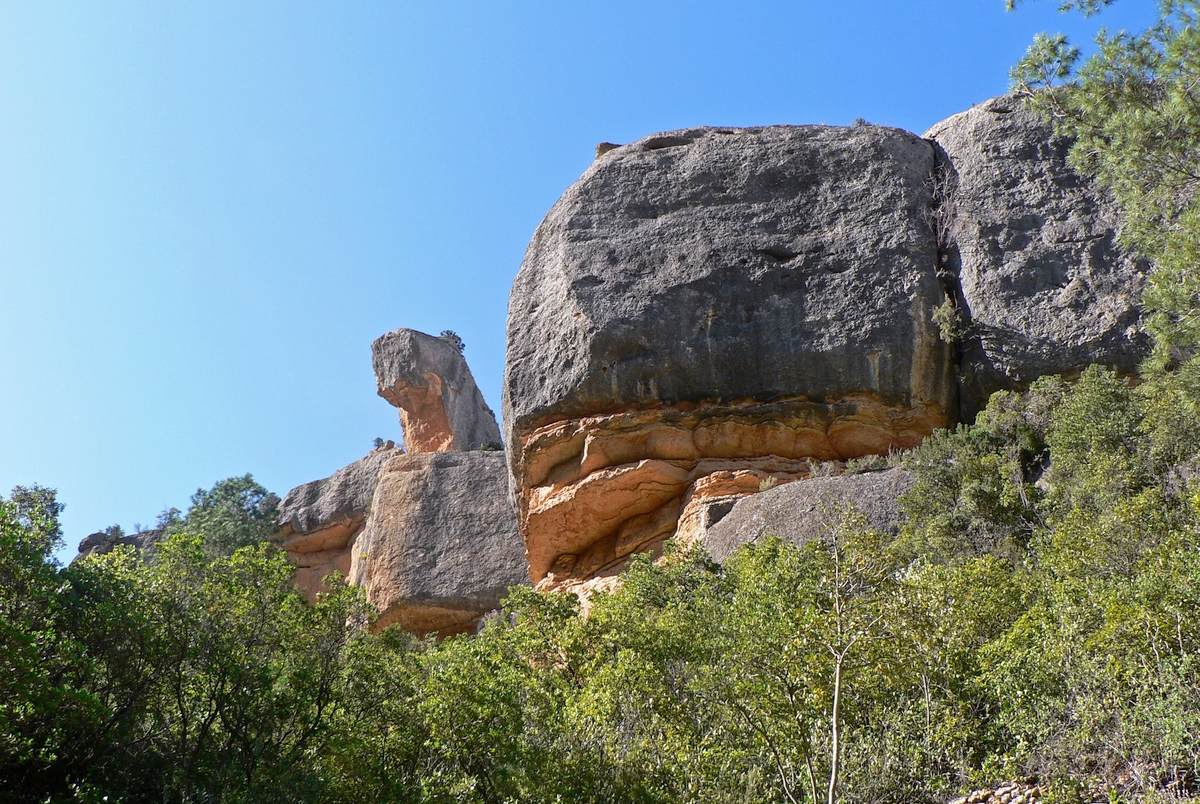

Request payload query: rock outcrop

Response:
[373,328,503,452]
[279,328,525,634]
[349,451,528,635]
[276,442,404,600]
[504,124,954,585]
[503,95,1151,587]
[701,468,914,562]
[925,94,1151,418]
[75,527,164,561]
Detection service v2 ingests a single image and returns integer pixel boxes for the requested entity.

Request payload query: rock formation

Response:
[75,527,164,561]
[279,329,526,635]
[276,441,404,600]
[373,328,503,452]
[701,468,914,562]
[503,95,1150,588]
[349,451,528,635]
[924,94,1151,418]
[504,124,953,585]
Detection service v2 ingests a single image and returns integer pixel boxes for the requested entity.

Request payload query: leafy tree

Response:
[168,474,280,558]
[1010,0,1200,367]
[0,487,163,803]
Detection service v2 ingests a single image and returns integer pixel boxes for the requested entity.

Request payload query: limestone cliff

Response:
[349,451,527,635]
[277,442,404,601]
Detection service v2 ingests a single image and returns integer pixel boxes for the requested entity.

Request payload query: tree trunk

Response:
[827,653,843,804]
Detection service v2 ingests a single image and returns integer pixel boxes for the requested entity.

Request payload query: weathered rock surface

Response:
[925,94,1151,417]
[702,468,914,562]
[75,527,164,561]
[504,124,954,584]
[503,96,1155,587]
[373,328,503,452]
[349,451,527,635]
[277,442,404,600]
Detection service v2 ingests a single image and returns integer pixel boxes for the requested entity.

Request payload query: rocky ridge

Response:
[75,527,165,560]
[502,94,1149,589]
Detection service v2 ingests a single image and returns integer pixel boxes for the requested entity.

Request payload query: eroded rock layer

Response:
[349,451,528,635]
[277,442,404,601]
[516,397,940,583]
[504,124,955,585]
[373,328,503,452]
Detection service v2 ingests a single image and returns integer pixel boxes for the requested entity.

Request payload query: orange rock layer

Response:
[278,516,364,602]
[516,395,946,586]
[379,372,457,453]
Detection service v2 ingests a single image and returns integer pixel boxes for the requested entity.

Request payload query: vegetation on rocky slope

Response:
[7,361,1200,804]
[7,1,1200,801]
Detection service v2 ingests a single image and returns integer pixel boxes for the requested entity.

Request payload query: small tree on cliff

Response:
[439,330,465,354]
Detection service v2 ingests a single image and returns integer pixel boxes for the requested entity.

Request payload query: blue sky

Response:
[0,0,1159,558]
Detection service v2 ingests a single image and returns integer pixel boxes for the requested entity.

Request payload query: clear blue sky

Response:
[0,0,1158,559]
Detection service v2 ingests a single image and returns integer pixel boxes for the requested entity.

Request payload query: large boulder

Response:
[348,451,528,635]
[373,328,503,452]
[701,468,915,562]
[925,94,1151,417]
[276,442,405,600]
[503,124,954,585]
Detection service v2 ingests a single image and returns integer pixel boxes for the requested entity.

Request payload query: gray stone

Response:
[349,450,528,635]
[75,527,164,561]
[276,443,405,601]
[502,123,954,584]
[925,94,1152,418]
[701,468,915,562]
[503,124,955,443]
[372,328,503,453]
[277,442,404,536]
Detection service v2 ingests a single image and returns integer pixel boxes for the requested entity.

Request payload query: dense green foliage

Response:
[7,366,1200,803]
[160,474,281,558]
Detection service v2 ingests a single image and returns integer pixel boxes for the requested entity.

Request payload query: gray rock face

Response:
[504,124,954,440]
[925,94,1152,417]
[75,527,164,561]
[277,443,403,536]
[503,124,954,585]
[372,328,503,453]
[702,468,915,562]
[276,443,405,601]
[501,100,1155,585]
[349,451,528,635]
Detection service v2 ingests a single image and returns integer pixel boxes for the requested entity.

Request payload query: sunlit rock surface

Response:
[925,94,1151,418]
[504,124,953,585]
[277,442,404,601]
[373,328,503,453]
[349,451,527,635]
